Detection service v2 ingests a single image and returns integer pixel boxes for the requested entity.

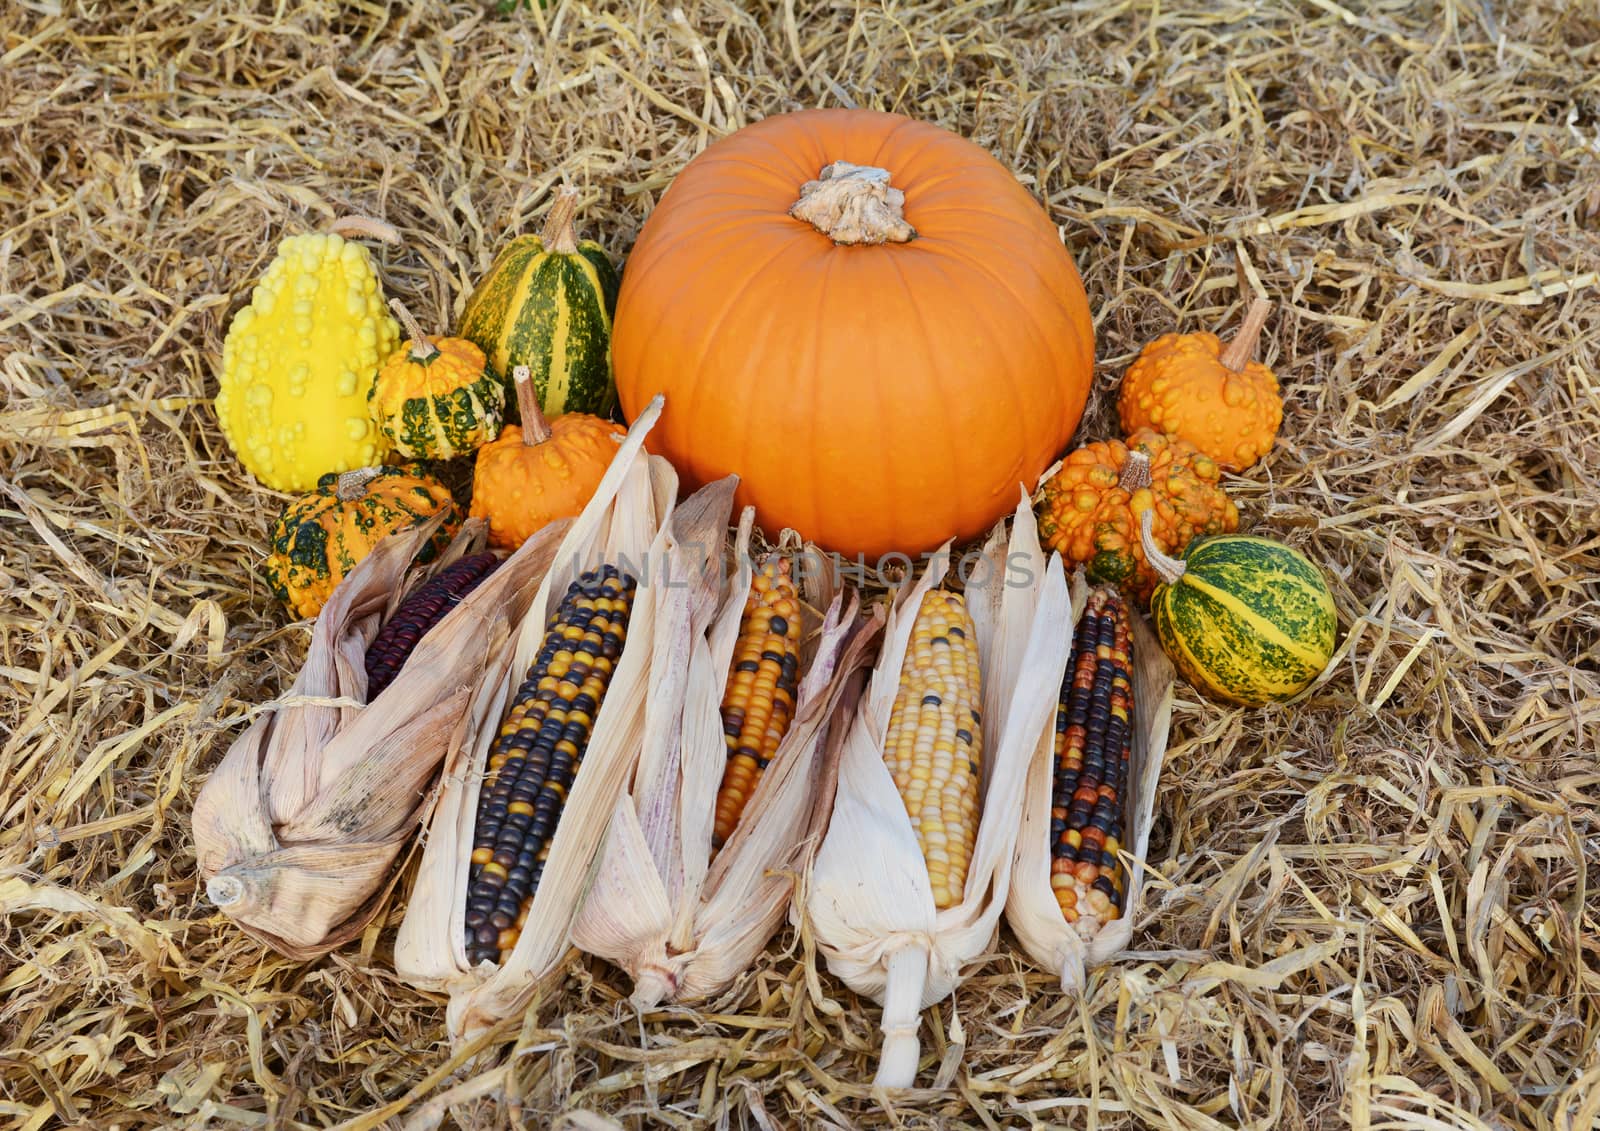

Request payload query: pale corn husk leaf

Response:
[393,397,681,1044]
[804,492,1075,1088]
[570,502,883,1007]
[192,512,569,960]
[1005,575,1177,991]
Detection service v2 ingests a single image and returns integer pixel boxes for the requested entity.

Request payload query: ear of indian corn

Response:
[363,551,502,700]
[463,564,637,966]
[711,555,804,848]
[882,589,983,910]
[1049,588,1133,935]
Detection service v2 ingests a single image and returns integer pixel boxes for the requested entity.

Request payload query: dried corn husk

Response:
[570,494,885,1007]
[804,492,1074,1088]
[193,512,571,959]
[1005,572,1176,991]
[394,397,680,1042]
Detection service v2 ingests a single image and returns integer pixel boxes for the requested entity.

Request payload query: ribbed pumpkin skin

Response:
[612,108,1095,560]
[370,336,506,460]
[457,236,620,418]
[1149,534,1336,706]
[263,467,459,619]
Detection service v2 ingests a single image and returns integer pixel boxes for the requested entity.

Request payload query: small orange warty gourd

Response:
[1035,429,1239,604]
[469,365,624,550]
[613,108,1095,560]
[1117,298,1283,472]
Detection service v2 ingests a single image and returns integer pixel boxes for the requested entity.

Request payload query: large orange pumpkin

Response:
[613,109,1095,560]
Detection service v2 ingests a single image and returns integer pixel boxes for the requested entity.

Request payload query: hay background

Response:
[3,0,1599,1127]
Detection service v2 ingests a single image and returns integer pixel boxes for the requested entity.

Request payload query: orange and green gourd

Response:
[457,188,620,419]
[215,223,400,491]
[469,366,624,551]
[264,465,459,619]
[1035,429,1239,605]
[1139,511,1336,706]
[1118,299,1283,472]
[370,300,506,460]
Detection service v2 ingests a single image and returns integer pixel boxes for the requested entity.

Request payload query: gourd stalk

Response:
[388,298,442,363]
[539,188,582,255]
[1138,509,1188,585]
[1218,298,1273,372]
[335,467,381,501]
[512,365,554,446]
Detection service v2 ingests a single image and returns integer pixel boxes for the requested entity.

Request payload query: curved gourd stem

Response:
[512,365,553,446]
[790,161,917,246]
[1138,509,1188,586]
[336,466,382,501]
[540,188,582,255]
[388,298,442,363]
[874,943,928,1089]
[1118,449,1153,494]
[1218,298,1273,372]
[327,214,402,245]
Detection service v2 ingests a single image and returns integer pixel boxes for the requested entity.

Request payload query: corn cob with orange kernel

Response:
[363,552,501,700]
[711,556,804,848]
[883,589,983,910]
[1049,588,1134,936]
[463,564,636,966]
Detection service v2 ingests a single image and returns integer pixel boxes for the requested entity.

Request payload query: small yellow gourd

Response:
[215,222,400,491]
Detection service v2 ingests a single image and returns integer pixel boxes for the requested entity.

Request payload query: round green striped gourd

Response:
[457,188,620,419]
[1139,512,1336,706]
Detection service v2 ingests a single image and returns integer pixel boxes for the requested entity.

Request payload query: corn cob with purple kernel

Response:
[463,565,636,966]
[711,555,804,849]
[1049,588,1134,936]
[363,552,502,700]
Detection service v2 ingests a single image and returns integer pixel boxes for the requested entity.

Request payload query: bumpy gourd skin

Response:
[469,414,623,551]
[369,335,505,460]
[263,466,459,619]
[1035,429,1239,604]
[1117,331,1283,472]
[216,233,399,490]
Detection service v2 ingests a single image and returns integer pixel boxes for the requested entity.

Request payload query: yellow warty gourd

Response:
[215,232,399,491]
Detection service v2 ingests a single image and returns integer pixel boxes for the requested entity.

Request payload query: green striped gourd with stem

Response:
[457,187,620,420]
[1139,510,1336,706]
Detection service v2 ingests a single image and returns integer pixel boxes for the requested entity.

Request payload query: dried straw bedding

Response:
[3,1,1599,1128]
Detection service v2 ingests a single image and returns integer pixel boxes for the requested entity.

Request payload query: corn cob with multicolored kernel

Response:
[711,556,804,848]
[1049,588,1134,937]
[883,589,983,910]
[363,552,502,700]
[463,565,637,966]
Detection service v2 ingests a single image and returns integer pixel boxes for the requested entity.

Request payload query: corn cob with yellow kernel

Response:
[883,589,983,910]
[711,555,804,848]
[464,564,636,966]
[1049,588,1134,936]
[364,552,501,700]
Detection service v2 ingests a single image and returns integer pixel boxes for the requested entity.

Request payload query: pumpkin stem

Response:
[389,298,442,363]
[789,161,917,246]
[1118,448,1152,493]
[336,466,382,501]
[1218,298,1273,372]
[328,214,402,246]
[513,365,553,446]
[539,188,582,255]
[1138,508,1188,586]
